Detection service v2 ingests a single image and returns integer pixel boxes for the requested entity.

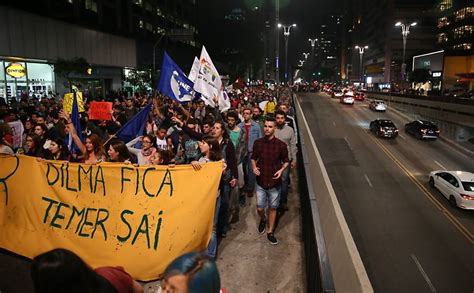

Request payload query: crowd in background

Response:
[0,84,298,292]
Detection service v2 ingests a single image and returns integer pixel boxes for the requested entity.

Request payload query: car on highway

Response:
[369,119,398,138]
[340,91,354,105]
[354,92,365,101]
[369,100,387,112]
[429,171,474,210]
[332,89,344,99]
[405,120,440,139]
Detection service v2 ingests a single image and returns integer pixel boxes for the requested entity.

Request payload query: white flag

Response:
[193,46,222,108]
[219,89,231,112]
[188,56,200,82]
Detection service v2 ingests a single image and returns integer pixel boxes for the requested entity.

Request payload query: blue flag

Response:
[115,102,152,143]
[158,52,194,103]
[70,91,83,153]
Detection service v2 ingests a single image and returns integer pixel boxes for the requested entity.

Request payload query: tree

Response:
[53,58,90,92]
[124,67,153,95]
[409,69,431,83]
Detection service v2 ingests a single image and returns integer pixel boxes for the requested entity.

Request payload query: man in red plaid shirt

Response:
[251,116,289,245]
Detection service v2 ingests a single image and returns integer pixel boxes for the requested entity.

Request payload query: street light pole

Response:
[355,45,368,84]
[395,21,417,81]
[278,23,296,83]
[308,38,318,68]
[275,0,280,86]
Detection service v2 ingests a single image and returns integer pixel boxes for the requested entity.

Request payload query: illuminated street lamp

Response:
[395,21,417,81]
[308,38,318,66]
[303,52,310,60]
[355,45,368,83]
[278,23,297,82]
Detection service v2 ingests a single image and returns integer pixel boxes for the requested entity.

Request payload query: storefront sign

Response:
[5,63,27,78]
[432,71,442,77]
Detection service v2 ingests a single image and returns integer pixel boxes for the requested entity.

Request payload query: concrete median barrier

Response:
[294,94,373,293]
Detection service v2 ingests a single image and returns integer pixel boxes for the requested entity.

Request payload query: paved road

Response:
[298,92,474,293]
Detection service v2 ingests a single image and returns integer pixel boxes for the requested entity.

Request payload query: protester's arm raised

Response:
[59,110,86,155]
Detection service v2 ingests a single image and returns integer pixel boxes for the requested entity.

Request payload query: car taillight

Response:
[461,194,474,200]
[380,127,384,132]
[394,129,398,132]
[421,129,427,133]
[435,130,440,133]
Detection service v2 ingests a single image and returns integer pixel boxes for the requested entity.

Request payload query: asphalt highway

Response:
[298,92,474,293]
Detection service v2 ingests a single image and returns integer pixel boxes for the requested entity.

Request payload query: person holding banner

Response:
[190,136,224,259]
[173,117,238,239]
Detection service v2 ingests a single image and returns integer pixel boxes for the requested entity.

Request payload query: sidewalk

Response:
[216,172,306,292]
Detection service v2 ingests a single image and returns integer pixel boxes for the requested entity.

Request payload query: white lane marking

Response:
[411,254,437,293]
[333,121,336,127]
[434,160,447,170]
[398,133,406,140]
[364,174,373,188]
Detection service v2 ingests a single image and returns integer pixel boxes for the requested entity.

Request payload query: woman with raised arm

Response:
[59,110,106,164]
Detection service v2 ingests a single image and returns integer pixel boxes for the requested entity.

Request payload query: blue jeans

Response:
[279,167,290,204]
[218,183,231,234]
[206,195,221,259]
[243,153,256,193]
[256,184,281,209]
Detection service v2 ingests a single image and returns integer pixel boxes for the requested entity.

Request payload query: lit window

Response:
[454,25,473,39]
[437,17,449,28]
[85,0,97,12]
[436,33,448,43]
[454,7,473,21]
[452,43,472,50]
[139,20,144,28]
[439,0,452,11]
[156,8,164,17]
[135,0,142,6]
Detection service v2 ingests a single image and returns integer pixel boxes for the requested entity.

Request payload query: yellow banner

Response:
[0,155,222,281]
[63,92,85,113]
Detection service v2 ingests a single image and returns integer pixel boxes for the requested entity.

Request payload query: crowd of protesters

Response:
[0,84,298,292]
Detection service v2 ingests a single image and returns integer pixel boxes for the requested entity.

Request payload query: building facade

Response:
[436,0,473,91]
[0,0,198,101]
[346,0,437,89]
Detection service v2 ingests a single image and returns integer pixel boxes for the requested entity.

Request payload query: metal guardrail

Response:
[366,91,474,106]
[291,91,336,293]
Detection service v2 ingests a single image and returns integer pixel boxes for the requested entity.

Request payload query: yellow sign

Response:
[63,92,85,113]
[5,62,27,78]
[0,155,222,280]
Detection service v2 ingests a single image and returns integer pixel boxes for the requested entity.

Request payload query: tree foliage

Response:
[53,58,90,91]
[124,68,153,94]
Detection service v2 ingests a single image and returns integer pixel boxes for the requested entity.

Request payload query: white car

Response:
[369,100,387,112]
[429,171,474,210]
[340,94,354,105]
